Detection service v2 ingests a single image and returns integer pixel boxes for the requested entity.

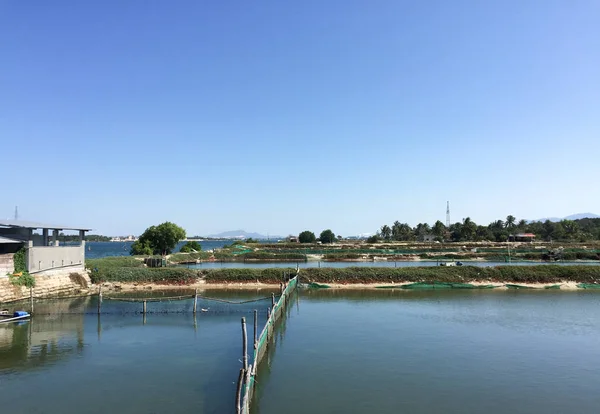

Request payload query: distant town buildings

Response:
[110,235,137,242]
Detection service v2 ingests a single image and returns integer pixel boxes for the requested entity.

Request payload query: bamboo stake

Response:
[29,286,34,315]
[235,368,244,414]
[143,300,147,315]
[242,317,248,371]
[193,288,198,314]
[98,285,102,315]
[271,293,275,307]
[253,310,258,349]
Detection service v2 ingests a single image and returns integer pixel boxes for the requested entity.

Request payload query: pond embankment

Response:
[86,258,600,293]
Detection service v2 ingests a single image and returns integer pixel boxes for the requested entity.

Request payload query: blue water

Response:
[85,241,232,259]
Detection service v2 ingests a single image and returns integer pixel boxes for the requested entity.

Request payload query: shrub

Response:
[89,267,199,285]
[9,272,36,288]
[179,241,202,253]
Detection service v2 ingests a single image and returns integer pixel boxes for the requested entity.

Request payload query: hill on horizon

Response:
[529,213,600,223]
[205,230,284,240]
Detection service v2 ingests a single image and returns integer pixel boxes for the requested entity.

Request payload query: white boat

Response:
[0,310,30,323]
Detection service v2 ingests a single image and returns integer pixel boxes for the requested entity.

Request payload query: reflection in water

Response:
[0,297,89,373]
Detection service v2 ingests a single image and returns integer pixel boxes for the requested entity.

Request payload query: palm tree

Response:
[380,225,392,241]
[505,215,516,228]
[432,220,446,238]
[517,219,527,229]
[461,217,477,240]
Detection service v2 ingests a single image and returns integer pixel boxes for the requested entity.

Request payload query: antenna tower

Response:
[446,201,450,227]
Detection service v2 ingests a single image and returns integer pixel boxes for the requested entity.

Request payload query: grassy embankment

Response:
[86,257,600,286]
[166,241,600,264]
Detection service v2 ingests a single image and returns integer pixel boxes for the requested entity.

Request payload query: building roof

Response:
[0,236,24,244]
[0,219,91,231]
[515,233,536,237]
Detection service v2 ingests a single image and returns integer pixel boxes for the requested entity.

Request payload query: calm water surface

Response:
[0,291,273,414]
[252,289,600,414]
[3,290,600,413]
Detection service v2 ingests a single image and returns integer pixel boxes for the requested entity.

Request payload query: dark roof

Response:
[0,219,91,231]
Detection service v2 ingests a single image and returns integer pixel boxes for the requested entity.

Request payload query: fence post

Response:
[143,300,147,315]
[235,368,244,414]
[241,317,248,371]
[253,309,258,349]
[193,289,198,314]
[29,286,34,315]
[271,293,275,308]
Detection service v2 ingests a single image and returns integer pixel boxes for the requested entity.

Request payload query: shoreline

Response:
[96,279,587,293]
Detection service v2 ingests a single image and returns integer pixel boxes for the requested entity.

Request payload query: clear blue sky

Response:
[2,1,599,236]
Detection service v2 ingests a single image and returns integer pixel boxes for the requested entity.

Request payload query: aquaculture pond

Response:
[3,289,600,413]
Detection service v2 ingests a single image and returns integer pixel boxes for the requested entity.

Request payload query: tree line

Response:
[298,229,337,243]
[374,216,600,243]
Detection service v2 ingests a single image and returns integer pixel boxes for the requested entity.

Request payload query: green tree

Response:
[298,230,316,243]
[460,217,477,240]
[505,215,516,228]
[432,220,446,239]
[366,234,380,243]
[380,225,392,241]
[131,222,186,256]
[319,229,336,244]
[180,240,202,252]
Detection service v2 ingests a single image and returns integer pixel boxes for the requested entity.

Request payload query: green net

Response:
[307,282,331,289]
[395,282,497,290]
[577,283,600,289]
[505,284,536,289]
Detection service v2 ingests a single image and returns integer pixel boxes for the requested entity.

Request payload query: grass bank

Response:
[85,257,600,286]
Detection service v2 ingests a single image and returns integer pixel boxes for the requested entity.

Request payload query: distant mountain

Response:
[530,213,600,223]
[205,230,284,240]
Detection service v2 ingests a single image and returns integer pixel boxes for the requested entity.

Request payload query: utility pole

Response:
[14,206,19,220]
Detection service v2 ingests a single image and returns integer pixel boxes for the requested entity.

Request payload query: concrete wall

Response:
[26,246,85,274]
[0,270,92,303]
[0,253,14,275]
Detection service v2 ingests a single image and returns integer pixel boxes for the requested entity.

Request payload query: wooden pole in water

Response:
[241,317,248,371]
[271,293,275,308]
[235,368,244,414]
[253,309,258,349]
[143,300,147,315]
[98,285,102,315]
[29,286,34,315]
[193,289,198,314]
[267,307,271,319]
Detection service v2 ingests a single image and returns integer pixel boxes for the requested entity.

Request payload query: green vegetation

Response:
[377,216,600,242]
[299,231,316,243]
[13,248,27,273]
[300,266,600,284]
[319,229,336,244]
[201,268,297,283]
[7,248,35,288]
[179,241,202,253]
[86,256,197,284]
[87,256,145,269]
[168,251,211,263]
[130,222,186,256]
[9,272,36,288]
[366,235,380,243]
[90,267,198,285]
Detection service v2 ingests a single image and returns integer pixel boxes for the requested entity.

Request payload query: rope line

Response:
[102,294,276,304]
